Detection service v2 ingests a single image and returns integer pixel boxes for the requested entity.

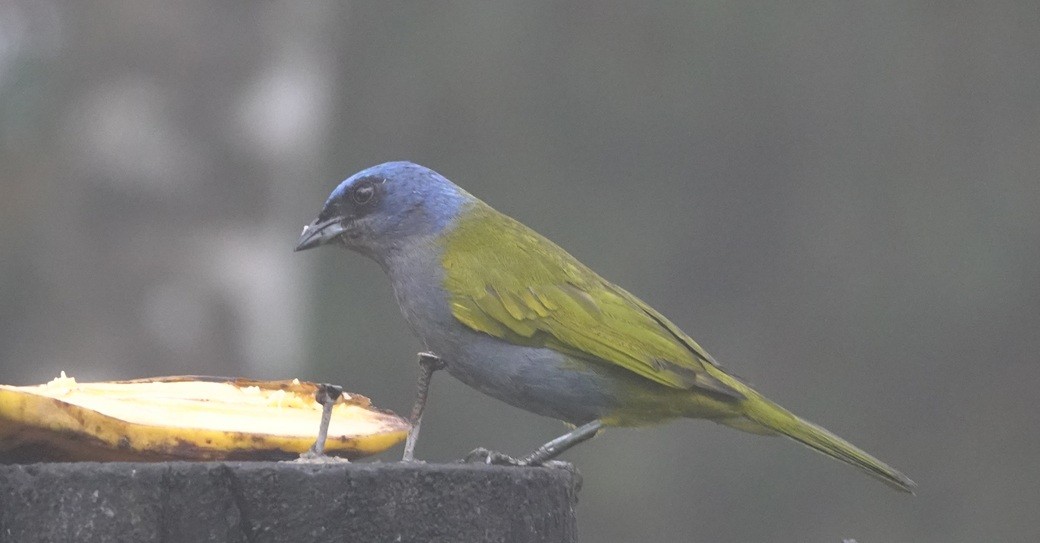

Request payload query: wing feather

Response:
[442,203,742,399]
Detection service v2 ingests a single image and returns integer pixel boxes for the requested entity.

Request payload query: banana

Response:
[0,373,410,462]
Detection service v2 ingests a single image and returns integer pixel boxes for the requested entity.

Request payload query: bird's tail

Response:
[712,373,916,493]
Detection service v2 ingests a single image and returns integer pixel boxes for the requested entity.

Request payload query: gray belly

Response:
[428,329,620,425]
[428,327,703,426]
[385,247,675,425]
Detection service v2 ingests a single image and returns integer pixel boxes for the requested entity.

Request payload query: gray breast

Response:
[382,238,458,346]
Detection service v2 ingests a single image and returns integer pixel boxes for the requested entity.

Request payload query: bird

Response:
[295,161,915,492]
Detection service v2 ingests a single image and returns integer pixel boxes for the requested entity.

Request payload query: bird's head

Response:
[295,161,468,260]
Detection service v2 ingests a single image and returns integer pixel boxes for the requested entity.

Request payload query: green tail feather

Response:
[722,384,917,493]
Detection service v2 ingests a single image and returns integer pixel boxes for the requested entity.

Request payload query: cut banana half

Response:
[0,373,410,462]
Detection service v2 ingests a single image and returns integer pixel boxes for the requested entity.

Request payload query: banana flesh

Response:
[0,373,410,462]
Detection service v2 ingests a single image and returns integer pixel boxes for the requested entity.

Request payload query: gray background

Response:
[2,2,1038,542]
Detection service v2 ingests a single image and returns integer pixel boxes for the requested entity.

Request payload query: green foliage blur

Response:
[2,3,1038,542]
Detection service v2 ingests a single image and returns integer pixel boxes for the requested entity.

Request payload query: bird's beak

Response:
[294,217,347,252]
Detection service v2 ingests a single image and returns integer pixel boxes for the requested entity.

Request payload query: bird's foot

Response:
[462,447,525,466]
[460,447,574,470]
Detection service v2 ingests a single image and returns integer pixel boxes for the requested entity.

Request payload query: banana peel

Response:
[0,373,410,463]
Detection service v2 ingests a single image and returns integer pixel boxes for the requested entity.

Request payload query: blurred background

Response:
[2,2,1038,541]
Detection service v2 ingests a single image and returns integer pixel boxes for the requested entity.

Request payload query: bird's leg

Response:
[463,420,604,467]
[522,420,604,465]
[298,382,344,461]
[402,352,446,462]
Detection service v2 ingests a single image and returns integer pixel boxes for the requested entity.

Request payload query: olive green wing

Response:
[441,204,742,399]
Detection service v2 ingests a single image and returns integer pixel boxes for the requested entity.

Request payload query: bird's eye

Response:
[352,182,375,205]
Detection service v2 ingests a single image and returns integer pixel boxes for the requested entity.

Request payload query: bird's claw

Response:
[460,448,575,470]
[539,459,576,470]
[461,447,526,466]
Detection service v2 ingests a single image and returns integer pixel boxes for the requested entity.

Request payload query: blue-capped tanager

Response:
[295,161,915,492]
